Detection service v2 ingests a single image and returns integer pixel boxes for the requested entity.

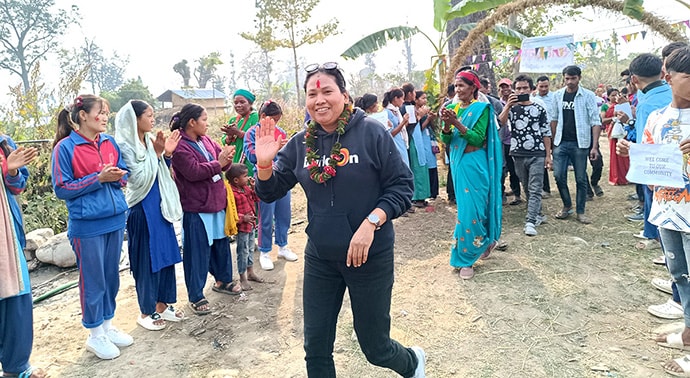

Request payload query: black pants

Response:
[502,144,521,197]
[445,148,455,201]
[428,168,439,199]
[542,168,551,193]
[586,146,604,195]
[302,243,418,377]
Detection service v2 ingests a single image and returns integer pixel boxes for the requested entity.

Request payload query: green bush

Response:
[19,143,68,234]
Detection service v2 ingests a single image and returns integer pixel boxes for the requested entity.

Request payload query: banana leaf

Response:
[454,23,525,46]
[433,0,451,32]
[341,26,420,60]
[622,0,645,20]
[447,0,512,19]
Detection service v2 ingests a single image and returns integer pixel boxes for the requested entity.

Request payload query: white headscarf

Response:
[114,101,182,223]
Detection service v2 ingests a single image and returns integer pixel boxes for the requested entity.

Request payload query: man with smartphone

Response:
[498,75,552,236]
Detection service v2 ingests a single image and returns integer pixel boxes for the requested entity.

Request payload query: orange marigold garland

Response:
[304,105,352,184]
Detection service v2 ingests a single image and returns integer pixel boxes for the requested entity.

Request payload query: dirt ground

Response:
[25,135,683,377]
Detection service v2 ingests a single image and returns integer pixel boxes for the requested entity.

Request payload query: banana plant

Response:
[340,0,524,97]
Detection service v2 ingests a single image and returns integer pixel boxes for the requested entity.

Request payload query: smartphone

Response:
[517,94,530,102]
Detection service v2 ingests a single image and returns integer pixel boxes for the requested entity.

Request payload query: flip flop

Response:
[13,366,47,378]
[653,255,666,266]
[555,208,574,220]
[160,305,185,322]
[480,241,497,260]
[658,332,690,351]
[458,267,474,280]
[189,298,211,316]
[137,313,166,331]
[637,239,661,250]
[212,281,242,295]
[663,355,690,377]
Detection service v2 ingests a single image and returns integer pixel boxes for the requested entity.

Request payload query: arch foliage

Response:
[447,0,688,83]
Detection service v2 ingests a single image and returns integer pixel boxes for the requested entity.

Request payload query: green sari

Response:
[222,111,259,176]
[440,101,503,268]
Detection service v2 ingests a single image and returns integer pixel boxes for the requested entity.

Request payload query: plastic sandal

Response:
[136,312,166,331]
[189,298,211,315]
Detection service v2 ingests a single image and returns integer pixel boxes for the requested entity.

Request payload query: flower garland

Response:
[304,105,352,184]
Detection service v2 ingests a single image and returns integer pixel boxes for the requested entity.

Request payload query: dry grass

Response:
[28,135,681,377]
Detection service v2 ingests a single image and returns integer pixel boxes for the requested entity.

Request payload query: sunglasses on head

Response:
[305,62,339,73]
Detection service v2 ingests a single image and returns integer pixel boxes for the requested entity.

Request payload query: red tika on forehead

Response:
[316,80,321,89]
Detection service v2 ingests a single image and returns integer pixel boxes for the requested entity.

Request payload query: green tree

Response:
[341,0,523,97]
[241,0,279,96]
[194,52,223,89]
[58,38,128,94]
[101,77,155,114]
[251,0,339,105]
[173,59,191,87]
[0,0,78,92]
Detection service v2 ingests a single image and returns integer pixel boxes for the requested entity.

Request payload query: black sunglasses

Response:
[305,62,339,73]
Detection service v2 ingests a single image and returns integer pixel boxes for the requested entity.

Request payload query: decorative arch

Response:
[447,0,689,83]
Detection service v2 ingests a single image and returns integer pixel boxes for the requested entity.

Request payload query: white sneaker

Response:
[651,277,674,295]
[411,346,426,378]
[524,222,537,236]
[648,299,684,320]
[278,247,298,262]
[86,334,120,360]
[106,327,133,347]
[535,214,547,226]
[259,253,274,271]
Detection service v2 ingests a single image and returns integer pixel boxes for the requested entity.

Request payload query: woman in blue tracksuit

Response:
[52,94,132,360]
[0,135,45,378]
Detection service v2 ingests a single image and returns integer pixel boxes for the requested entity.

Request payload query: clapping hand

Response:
[164,130,181,156]
[255,117,284,167]
[221,123,242,143]
[218,145,236,167]
[3,146,38,172]
[98,164,126,183]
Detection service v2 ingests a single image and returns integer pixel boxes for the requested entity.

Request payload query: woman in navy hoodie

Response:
[169,103,240,316]
[254,63,426,378]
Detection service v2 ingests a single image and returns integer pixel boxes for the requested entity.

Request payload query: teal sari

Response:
[443,101,502,268]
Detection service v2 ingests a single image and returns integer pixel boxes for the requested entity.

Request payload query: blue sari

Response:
[445,102,503,268]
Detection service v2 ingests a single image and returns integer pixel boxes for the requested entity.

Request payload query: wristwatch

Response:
[366,213,381,230]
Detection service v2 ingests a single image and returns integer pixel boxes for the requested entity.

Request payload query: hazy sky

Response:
[1,0,689,103]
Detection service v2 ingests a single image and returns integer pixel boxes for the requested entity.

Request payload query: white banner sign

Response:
[519,35,575,73]
[368,111,389,127]
[626,143,685,188]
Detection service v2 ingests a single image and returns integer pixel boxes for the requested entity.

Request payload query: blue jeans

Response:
[258,192,291,253]
[659,228,690,327]
[643,186,659,239]
[236,231,255,274]
[553,141,589,215]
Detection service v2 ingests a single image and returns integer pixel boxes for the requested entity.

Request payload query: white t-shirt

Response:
[644,106,690,232]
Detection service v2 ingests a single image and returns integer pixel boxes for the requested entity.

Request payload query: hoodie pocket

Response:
[305,212,354,259]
